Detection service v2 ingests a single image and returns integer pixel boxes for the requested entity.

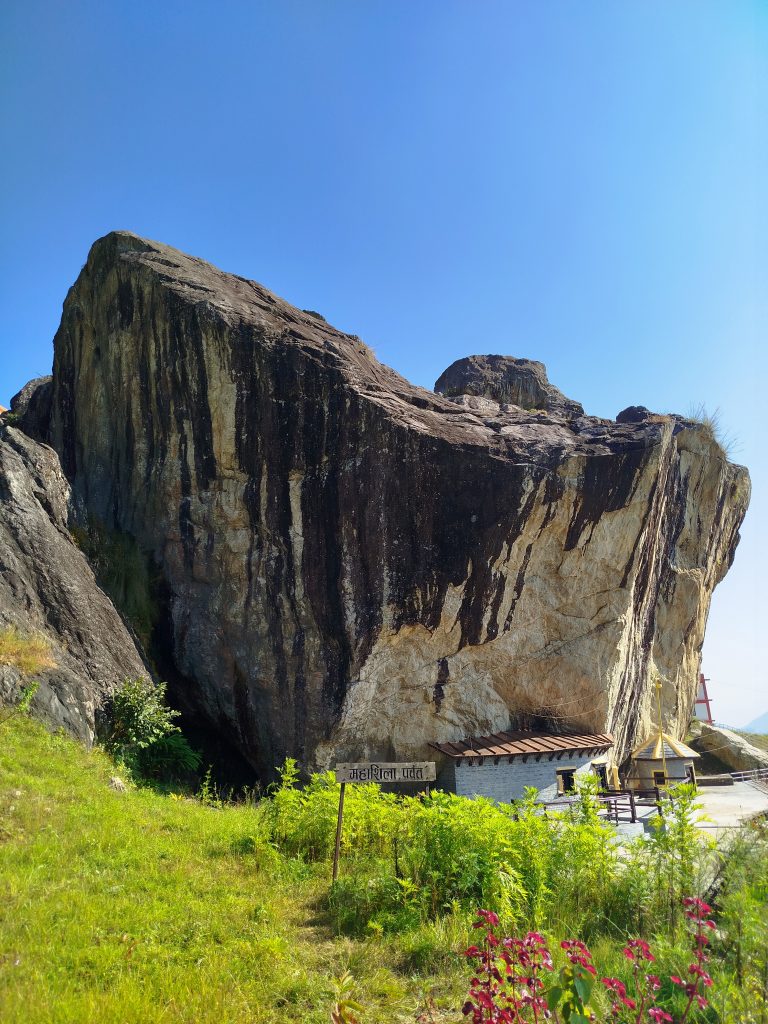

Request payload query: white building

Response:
[431,730,614,803]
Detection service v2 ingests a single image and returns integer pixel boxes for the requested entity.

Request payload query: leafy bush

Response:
[136,729,201,779]
[103,678,199,781]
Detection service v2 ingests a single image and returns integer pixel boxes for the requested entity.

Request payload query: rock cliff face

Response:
[39,231,749,777]
[0,425,147,741]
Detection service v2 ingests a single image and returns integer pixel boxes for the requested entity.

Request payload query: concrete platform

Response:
[693,781,768,836]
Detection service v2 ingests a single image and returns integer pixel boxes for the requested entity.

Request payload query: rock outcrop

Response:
[34,231,748,777]
[10,375,53,441]
[0,425,147,741]
[435,355,584,417]
[690,722,768,774]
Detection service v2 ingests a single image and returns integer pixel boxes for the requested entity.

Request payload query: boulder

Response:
[617,406,652,424]
[9,375,53,441]
[36,231,749,778]
[691,722,768,774]
[435,355,584,417]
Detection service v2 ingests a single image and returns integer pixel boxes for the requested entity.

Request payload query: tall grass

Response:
[686,403,740,459]
[262,764,708,946]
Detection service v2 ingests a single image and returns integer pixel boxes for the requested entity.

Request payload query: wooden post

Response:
[332,782,346,882]
[654,785,663,819]
[629,789,637,823]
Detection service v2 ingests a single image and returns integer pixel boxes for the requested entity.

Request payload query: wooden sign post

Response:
[331,762,436,881]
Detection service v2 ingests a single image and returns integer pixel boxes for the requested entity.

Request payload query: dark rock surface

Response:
[0,425,148,741]
[617,405,653,424]
[435,355,584,417]
[29,230,750,777]
[9,375,53,441]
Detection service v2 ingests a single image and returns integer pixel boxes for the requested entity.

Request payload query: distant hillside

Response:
[744,711,768,734]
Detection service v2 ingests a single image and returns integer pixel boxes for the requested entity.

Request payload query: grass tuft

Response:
[686,403,740,459]
[0,624,56,676]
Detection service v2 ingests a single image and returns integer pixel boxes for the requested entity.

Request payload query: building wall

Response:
[627,757,694,790]
[444,753,598,803]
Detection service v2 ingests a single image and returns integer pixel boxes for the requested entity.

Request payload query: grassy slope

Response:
[739,731,768,753]
[0,719,463,1023]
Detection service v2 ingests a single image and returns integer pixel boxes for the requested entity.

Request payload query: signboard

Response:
[331,761,437,880]
[334,761,436,784]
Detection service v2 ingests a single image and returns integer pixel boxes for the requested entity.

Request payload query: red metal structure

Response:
[694,673,714,725]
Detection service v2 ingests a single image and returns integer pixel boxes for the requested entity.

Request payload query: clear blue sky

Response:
[2,2,765,724]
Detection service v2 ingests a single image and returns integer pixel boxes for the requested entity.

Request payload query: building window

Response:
[653,770,666,787]
[556,767,577,795]
[593,763,609,791]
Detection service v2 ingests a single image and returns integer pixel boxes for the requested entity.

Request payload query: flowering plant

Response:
[461,898,715,1023]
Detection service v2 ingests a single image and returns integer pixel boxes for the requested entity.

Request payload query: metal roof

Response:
[630,732,700,761]
[430,730,614,760]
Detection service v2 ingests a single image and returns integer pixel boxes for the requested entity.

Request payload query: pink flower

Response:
[689,964,713,986]
[625,939,655,962]
[601,977,636,1010]
[648,1010,672,1023]
[682,897,712,916]
[474,909,500,928]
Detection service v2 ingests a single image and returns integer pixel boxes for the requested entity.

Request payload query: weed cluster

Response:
[264,764,707,946]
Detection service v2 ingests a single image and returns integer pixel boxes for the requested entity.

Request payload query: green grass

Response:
[0,718,465,1023]
[3,717,767,1023]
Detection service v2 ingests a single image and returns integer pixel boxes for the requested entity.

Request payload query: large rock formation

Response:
[28,231,748,777]
[0,425,147,741]
[690,722,768,774]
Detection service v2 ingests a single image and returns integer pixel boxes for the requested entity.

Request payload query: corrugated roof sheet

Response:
[630,732,700,761]
[430,730,614,760]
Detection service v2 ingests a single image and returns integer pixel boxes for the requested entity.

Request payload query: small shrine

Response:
[626,731,700,790]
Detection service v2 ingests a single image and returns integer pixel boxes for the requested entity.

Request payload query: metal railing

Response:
[730,767,768,783]
[536,788,664,824]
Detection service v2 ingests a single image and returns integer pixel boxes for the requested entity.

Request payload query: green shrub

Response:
[102,678,199,782]
[104,677,178,753]
[135,729,201,779]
